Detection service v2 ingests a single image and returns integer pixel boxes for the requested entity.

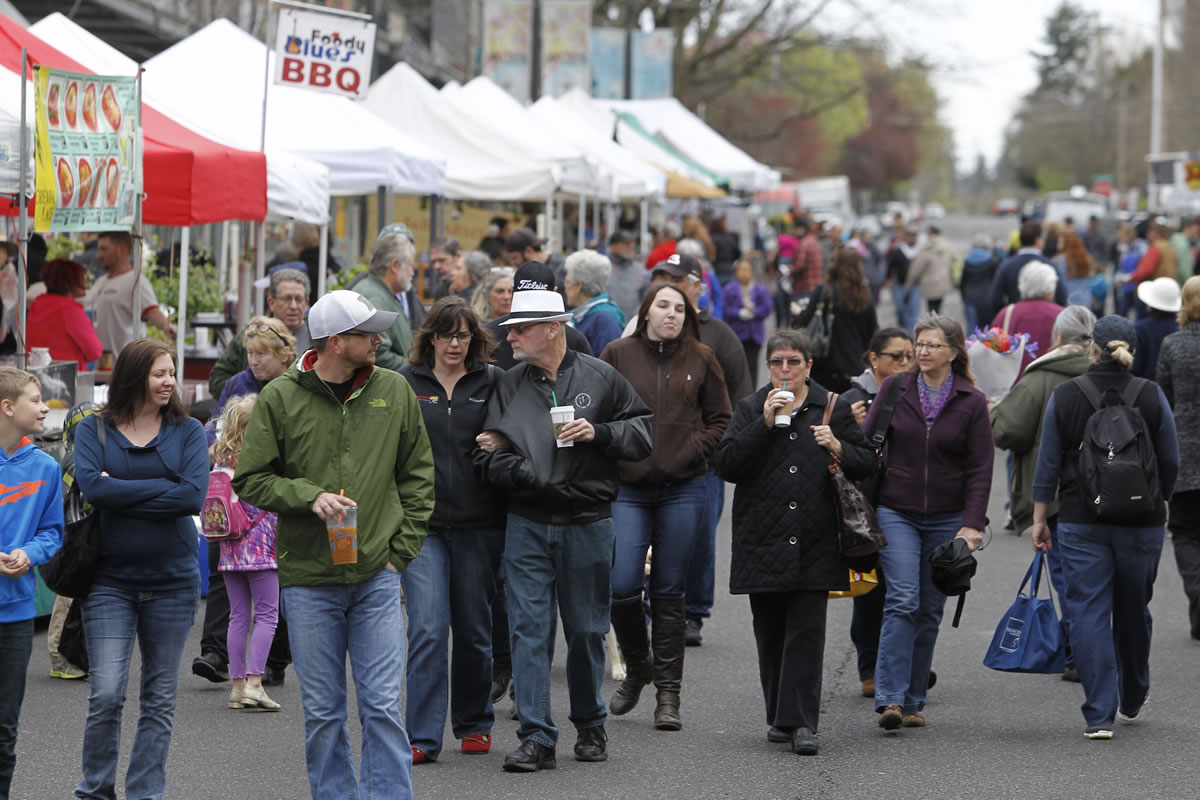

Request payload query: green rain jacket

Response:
[233,349,434,587]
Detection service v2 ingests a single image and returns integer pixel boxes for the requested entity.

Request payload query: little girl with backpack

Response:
[205,394,281,711]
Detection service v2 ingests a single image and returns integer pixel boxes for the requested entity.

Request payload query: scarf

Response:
[917,372,954,427]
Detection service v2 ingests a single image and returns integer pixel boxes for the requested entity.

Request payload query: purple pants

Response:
[224,569,280,679]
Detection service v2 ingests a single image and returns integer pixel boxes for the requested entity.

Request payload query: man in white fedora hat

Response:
[475,264,652,772]
[1133,276,1182,378]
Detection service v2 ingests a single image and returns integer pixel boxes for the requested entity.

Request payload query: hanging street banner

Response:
[33,66,141,233]
[274,6,377,101]
[631,30,674,99]
[590,28,626,100]
[541,0,591,98]
[482,0,533,103]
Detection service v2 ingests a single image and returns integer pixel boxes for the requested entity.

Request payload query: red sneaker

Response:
[411,747,429,765]
[461,733,491,754]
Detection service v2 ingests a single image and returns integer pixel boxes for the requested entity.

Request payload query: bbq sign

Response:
[273,7,376,101]
[32,66,140,233]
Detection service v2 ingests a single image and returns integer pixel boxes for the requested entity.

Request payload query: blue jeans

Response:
[401,527,503,759]
[1058,521,1164,727]
[504,513,614,748]
[1042,517,1074,667]
[873,507,961,713]
[891,285,921,333]
[963,302,990,336]
[686,471,725,624]
[0,619,33,800]
[283,568,410,800]
[75,584,199,800]
[612,477,706,600]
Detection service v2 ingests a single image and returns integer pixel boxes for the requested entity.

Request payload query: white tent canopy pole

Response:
[317,223,328,298]
[176,226,189,390]
[578,194,586,251]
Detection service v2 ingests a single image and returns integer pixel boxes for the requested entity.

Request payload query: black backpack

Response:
[1074,376,1159,523]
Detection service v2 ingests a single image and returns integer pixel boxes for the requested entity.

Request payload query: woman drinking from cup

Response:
[599,283,731,731]
[399,296,505,762]
[715,330,876,755]
[862,313,992,732]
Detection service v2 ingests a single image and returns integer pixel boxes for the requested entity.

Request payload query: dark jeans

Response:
[1059,521,1164,726]
[0,619,33,800]
[611,478,706,599]
[401,527,504,759]
[926,297,944,315]
[850,568,887,681]
[741,340,761,389]
[1042,517,1075,666]
[749,591,828,733]
[199,541,290,671]
[1168,490,1200,640]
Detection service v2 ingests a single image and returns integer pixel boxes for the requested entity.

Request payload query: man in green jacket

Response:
[234,289,435,799]
[353,232,416,371]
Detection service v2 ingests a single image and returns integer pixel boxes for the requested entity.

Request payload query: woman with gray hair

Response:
[564,250,624,356]
[990,260,1064,382]
[470,267,514,323]
[991,304,1096,683]
[452,250,493,303]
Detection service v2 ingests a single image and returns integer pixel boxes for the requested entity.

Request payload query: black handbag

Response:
[823,395,887,558]
[58,599,89,673]
[805,288,835,359]
[40,419,105,599]
[861,374,905,505]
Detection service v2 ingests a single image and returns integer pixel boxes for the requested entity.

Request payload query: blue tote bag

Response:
[983,551,1067,674]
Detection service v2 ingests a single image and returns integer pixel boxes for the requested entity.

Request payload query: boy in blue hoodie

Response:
[0,367,64,799]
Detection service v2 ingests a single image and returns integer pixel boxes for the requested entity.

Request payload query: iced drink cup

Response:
[774,390,796,428]
[550,405,575,448]
[327,505,358,565]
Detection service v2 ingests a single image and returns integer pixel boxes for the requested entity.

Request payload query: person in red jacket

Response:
[26,260,102,370]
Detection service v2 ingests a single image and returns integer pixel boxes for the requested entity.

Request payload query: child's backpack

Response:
[201,468,265,541]
[1074,376,1160,523]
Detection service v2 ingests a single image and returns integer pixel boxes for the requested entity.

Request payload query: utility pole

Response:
[1149,0,1165,207]
[531,0,542,100]
[623,0,635,99]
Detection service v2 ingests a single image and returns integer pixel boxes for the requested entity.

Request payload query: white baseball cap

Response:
[308,290,398,339]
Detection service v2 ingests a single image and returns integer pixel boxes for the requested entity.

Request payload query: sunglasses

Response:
[508,321,547,336]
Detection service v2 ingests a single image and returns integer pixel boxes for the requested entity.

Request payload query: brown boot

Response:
[608,596,652,716]
[650,595,686,731]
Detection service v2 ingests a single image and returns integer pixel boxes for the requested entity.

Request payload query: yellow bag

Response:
[829,569,879,599]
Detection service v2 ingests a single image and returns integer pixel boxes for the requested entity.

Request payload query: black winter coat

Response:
[715,382,876,594]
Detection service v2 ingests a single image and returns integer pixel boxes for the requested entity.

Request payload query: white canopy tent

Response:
[556,89,720,188]
[602,97,780,192]
[142,19,445,198]
[528,95,666,202]
[0,68,33,198]
[444,77,600,197]
[366,62,560,201]
[31,12,331,224]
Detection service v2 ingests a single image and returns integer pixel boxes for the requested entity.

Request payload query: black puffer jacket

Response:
[399,362,505,531]
[715,382,875,594]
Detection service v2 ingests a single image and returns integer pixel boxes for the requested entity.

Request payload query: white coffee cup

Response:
[550,405,575,448]
[773,390,796,428]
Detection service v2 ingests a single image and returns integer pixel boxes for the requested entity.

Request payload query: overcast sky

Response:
[836,0,1161,172]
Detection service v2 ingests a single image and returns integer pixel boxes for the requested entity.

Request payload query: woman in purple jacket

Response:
[722,258,773,384]
[862,313,993,732]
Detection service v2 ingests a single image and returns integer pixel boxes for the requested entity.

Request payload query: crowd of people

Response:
[2,206,1198,799]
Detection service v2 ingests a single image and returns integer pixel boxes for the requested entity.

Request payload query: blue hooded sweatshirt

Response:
[74,415,208,591]
[0,439,64,623]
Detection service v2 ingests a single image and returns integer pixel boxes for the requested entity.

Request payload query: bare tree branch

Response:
[725,82,868,141]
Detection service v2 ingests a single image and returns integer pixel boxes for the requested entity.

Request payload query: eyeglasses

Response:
[508,321,546,336]
[914,342,949,352]
[767,357,806,369]
[880,351,915,362]
[339,330,375,339]
[272,294,307,307]
[248,322,292,349]
[434,331,472,343]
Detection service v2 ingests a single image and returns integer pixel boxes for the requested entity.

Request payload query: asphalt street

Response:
[13,216,1200,799]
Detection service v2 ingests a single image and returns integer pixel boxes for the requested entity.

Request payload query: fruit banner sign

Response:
[273,7,376,101]
[32,66,141,232]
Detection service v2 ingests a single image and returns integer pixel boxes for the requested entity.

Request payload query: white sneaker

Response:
[1117,691,1149,724]
[1084,725,1114,740]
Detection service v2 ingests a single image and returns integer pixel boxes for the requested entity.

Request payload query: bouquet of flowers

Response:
[966,327,1038,404]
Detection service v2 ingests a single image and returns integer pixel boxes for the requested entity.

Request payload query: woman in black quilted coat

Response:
[715,329,875,756]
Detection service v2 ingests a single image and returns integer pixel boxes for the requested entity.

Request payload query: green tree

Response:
[1030,1,1097,100]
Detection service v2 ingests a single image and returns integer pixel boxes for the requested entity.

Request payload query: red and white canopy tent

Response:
[0,11,267,377]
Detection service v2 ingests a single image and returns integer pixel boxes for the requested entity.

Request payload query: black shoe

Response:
[1061,666,1081,683]
[192,654,229,683]
[502,740,556,773]
[491,665,512,704]
[927,669,937,690]
[573,725,607,762]
[262,666,286,687]
[509,706,519,721]
[685,619,703,647]
[767,726,790,744]
[791,727,818,756]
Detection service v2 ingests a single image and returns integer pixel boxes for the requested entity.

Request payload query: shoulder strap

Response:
[867,374,905,448]
[485,363,498,393]
[1002,303,1015,335]
[822,392,838,426]
[1120,376,1149,408]
[1073,375,1104,411]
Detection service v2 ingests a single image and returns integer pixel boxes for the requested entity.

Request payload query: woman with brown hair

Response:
[26,259,102,369]
[72,338,209,799]
[683,217,716,261]
[599,283,731,732]
[792,247,879,393]
[1061,231,1097,308]
[398,296,505,763]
